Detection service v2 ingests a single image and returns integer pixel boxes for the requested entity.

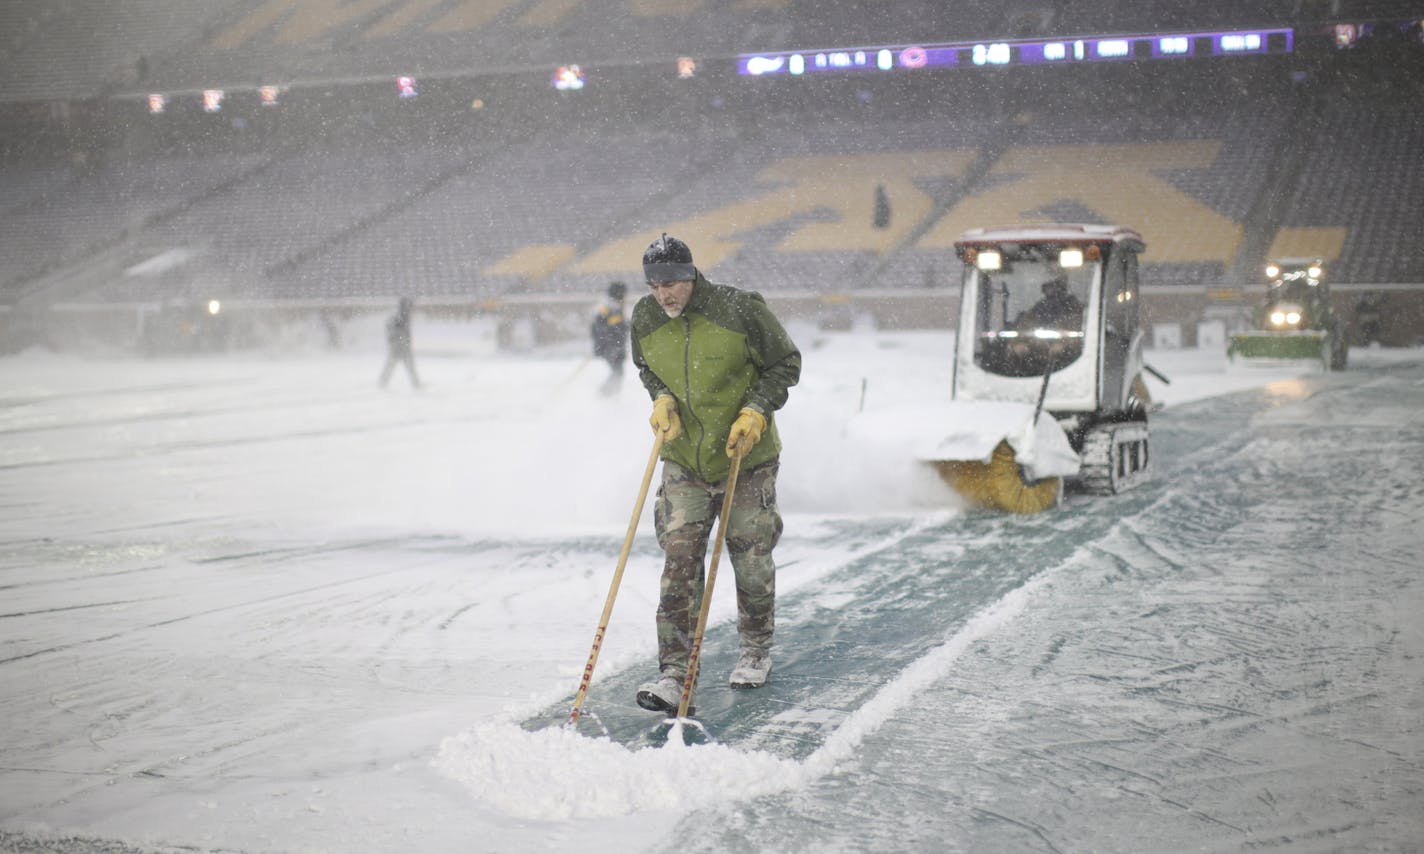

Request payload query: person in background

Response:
[1355,292,1383,346]
[379,297,421,389]
[591,281,629,395]
[630,234,801,714]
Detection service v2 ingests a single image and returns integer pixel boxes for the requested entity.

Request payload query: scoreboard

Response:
[738,27,1294,77]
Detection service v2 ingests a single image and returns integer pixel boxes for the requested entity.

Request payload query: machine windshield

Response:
[967,246,1095,378]
[1268,277,1324,310]
[1264,262,1328,329]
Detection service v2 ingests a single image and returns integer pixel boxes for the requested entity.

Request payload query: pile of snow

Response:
[434,567,1044,820]
[434,723,801,820]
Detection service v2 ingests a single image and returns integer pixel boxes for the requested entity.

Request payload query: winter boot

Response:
[636,673,695,715]
[729,649,772,689]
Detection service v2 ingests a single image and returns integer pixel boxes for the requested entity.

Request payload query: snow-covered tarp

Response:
[2,331,1421,853]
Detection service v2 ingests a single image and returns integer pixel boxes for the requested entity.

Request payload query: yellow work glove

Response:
[650,395,681,441]
[725,408,767,458]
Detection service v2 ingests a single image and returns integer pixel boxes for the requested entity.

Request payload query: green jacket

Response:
[631,273,801,483]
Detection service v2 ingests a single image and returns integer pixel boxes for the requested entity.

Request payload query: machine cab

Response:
[961,243,1092,378]
[953,224,1147,417]
[1262,258,1329,331]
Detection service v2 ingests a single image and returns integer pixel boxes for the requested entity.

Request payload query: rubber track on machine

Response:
[1077,421,1150,495]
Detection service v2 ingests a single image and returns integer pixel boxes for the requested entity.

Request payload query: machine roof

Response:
[955,223,1145,249]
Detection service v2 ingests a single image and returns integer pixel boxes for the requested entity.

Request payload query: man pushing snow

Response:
[630,234,801,714]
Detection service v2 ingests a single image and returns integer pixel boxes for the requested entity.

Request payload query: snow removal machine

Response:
[922,224,1158,514]
[1226,258,1347,371]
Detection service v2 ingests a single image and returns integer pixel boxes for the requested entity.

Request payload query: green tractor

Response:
[1227,258,1347,371]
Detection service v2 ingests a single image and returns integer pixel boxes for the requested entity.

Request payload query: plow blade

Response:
[1227,331,1328,368]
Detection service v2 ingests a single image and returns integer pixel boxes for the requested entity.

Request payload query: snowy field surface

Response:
[1,327,1422,853]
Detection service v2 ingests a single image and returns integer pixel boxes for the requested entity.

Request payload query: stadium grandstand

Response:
[1,0,1422,352]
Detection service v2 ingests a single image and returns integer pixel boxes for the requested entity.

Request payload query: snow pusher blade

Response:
[916,401,1080,514]
[1227,331,1329,370]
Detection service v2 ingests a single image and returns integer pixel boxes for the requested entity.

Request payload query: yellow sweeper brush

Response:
[932,440,1061,514]
[915,397,1081,514]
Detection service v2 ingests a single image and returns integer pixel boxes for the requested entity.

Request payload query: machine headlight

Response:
[1286,311,1301,325]
[1059,248,1084,268]
[1265,264,1281,278]
[1269,310,1287,326]
[976,250,1001,271]
[1308,265,1322,278]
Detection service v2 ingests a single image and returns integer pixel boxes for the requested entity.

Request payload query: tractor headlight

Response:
[1269,310,1287,326]
[1265,264,1281,278]
[1286,311,1301,325]
[1308,265,1322,278]
[976,250,1001,271]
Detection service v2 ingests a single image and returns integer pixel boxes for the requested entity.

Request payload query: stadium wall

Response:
[7,282,1420,357]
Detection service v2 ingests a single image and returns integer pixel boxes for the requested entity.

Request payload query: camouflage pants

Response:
[653,457,783,678]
